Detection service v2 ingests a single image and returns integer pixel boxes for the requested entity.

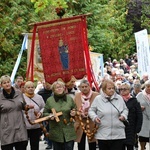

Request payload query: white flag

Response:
[10,34,28,83]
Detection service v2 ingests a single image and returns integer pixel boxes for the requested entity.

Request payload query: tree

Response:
[66,0,135,60]
[0,0,34,77]
[0,0,57,78]
[31,0,135,60]
[0,0,149,77]
[127,0,150,33]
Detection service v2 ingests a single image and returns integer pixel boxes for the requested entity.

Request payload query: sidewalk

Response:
[28,140,87,150]
[0,139,149,149]
[28,139,149,150]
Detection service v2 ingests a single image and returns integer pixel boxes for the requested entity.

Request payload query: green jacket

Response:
[43,95,76,143]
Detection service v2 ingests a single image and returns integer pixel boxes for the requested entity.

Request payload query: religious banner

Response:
[35,16,87,84]
[26,14,100,90]
[134,29,150,77]
[90,52,104,78]
[26,33,45,81]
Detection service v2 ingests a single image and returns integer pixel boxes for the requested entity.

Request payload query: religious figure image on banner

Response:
[58,39,69,69]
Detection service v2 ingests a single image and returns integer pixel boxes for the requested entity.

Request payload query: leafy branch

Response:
[31,0,68,12]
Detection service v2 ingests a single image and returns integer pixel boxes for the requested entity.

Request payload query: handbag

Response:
[108,98,129,127]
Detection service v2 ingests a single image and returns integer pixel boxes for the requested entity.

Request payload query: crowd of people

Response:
[0,53,150,150]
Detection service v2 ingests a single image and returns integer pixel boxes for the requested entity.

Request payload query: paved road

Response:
[27,139,149,150]
[36,141,79,150]
[0,139,149,149]
[27,140,88,150]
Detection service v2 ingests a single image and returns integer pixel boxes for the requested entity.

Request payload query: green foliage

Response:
[0,0,149,78]
[141,0,150,33]
[69,0,135,60]
[0,0,63,78]
[31,0,68,13]
[0,0,37,78]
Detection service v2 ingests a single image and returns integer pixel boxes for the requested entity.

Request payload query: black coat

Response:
[37,88,52,103]
[124,97,143,145]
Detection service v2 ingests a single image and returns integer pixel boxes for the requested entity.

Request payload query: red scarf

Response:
[122,93,131,102]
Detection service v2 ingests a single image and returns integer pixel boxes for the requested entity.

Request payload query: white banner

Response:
[10,34,28,83]
[134,29,150,77]
[90,52,104,79]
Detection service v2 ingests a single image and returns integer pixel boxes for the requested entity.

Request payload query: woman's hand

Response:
[36,112,42,119]
[25,105,34,111]
[119,115,125,121]
[141,105,145,111]
[70,109,76,117]
[28,105,34,109]
[95,117,101,124]
[49,113,55,120]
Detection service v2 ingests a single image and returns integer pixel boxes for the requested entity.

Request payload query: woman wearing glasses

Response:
[120,82,143,150]
[43,80,77,150]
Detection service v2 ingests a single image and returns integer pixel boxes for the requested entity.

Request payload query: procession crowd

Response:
[0,53,150,150]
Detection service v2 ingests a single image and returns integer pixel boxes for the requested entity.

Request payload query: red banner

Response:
[37,16,87,84]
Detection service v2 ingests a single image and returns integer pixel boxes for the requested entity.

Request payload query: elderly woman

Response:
[23,81,45,150]
[120,82,143,150]
[0,75,28,150]
[43,80,77,150]
[136,80,150,150]
[74,79,99,150]
[88,79,128,150]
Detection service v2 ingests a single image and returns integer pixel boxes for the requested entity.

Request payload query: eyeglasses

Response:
[120,88,129,91]
[55,86,64,89]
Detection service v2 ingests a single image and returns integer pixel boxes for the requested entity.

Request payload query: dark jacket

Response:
[38,88,52,103]
[124,97,143,145]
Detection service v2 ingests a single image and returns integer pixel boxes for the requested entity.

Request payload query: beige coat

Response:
[74,91,99,143]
